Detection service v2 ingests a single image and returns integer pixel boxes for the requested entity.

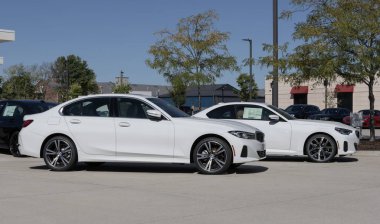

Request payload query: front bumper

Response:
[336,130,360,156]
[229,137,266,164]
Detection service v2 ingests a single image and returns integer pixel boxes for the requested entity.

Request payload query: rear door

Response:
[0,102,25,147]
[62,97,116,156]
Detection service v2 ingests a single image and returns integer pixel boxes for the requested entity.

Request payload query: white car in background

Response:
[18,95,266,174]
[194,102,359,162]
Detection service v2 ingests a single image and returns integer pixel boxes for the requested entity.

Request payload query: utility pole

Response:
[242,38,253,101]
[272,0,279,107]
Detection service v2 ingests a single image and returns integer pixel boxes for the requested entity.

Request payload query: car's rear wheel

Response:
[43,136,77,171]
[193,137,232,174]
[305,134,336,162]
[9,131,21,157]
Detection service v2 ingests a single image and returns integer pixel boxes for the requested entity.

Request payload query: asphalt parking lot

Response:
[1,151,380,224]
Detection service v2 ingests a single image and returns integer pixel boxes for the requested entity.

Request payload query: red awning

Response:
[290,86,308,94]
[335,85,354,93]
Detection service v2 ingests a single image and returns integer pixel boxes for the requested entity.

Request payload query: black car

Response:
[285,104,320,119]
[308,107,351,123]
[0,100,57,156]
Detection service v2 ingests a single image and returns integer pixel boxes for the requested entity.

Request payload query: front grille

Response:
[256,131,264,142]
[257,150,266,158]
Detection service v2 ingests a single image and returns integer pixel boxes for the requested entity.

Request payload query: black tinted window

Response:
[207,105,236,119]
[63,98,111,117]
[117,98,152,119]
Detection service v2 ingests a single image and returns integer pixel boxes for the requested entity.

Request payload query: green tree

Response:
[235,73,258,102]
[113,83,131,94]
[68,83,82,99]
[262,0,380,141]
[146,10,239,110]
[169,75,187,107]
[52,55,98,102]
[1,64,35,99]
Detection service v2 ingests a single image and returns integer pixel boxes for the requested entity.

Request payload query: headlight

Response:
[229,131,256,139]
[335,127,352,135]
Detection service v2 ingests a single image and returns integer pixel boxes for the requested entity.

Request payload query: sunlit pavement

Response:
[0,150,379,224]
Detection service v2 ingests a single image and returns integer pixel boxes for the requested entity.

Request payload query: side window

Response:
[206,105,236,119]
[1,103,25,119]
[235,105,275,121]
[117,98,152,119]
[63,98,111,117]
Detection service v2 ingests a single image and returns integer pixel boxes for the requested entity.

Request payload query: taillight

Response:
[22,120,34,128]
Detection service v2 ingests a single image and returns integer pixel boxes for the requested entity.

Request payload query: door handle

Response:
[119,122,130,127]
[69,119,81,124]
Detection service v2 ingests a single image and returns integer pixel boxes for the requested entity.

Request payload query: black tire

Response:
[305,134,337,163]
[9,131,21,157]
[43,136,77,171]
[193,137,232,174]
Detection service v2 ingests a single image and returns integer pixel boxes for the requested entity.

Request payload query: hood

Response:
[174,117,261,133]
[291,119,356,130]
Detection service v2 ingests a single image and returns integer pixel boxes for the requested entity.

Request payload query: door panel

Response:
[62,97,115,156]
[115,98,175,159]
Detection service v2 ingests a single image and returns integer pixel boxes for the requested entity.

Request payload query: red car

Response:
[342,110,380,128]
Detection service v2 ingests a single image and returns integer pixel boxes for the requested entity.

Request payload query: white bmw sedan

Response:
[18,95,265,174]
[194,102,359,162]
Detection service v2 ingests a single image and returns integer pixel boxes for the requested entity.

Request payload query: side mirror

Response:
[147,110,162,120]
[269,115,280,121]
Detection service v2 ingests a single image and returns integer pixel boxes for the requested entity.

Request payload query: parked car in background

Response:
[194,102,359,163]
[19,94,266,174]
[285,104,320,119]
[343,109,380,128]
[0,100,57,157]
[308,108,351,123]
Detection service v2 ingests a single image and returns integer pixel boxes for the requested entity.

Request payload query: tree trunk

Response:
[368,78,375,141]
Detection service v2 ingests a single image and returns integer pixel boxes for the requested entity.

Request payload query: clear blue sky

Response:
[0,0,306,88]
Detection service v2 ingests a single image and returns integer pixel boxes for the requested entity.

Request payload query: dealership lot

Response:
[1,151,380,224]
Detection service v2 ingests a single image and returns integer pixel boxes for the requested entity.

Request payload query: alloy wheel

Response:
[43,137,77,171]
[306,134,336,162]
[194,138,232,174]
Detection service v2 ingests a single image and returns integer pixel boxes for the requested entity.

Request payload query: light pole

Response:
[272,0,279,107]
[242,38,253,101]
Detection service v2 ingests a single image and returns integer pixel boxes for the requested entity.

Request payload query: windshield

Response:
[285,105,304,113]
[268,105,295,120]
[147,98,189,118]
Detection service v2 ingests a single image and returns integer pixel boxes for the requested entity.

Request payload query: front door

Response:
[234,105,292,154]
[114,97,175,161]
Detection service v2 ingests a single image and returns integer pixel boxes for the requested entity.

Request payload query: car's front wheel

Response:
[305,134,337,162]
[43,136,77,171]
[193,137,232,174]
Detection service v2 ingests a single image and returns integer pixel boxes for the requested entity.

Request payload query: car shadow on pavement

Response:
[30,163,269,175]
[264,156,358,163]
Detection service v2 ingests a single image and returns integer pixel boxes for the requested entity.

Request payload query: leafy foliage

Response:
[52,55,98,102]
[1,64,36,99]
[146,10,239,109]
[235,73,258,102]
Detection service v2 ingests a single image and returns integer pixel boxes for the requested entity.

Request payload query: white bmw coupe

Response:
[18,95,266,174]
[194,102,359,162]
